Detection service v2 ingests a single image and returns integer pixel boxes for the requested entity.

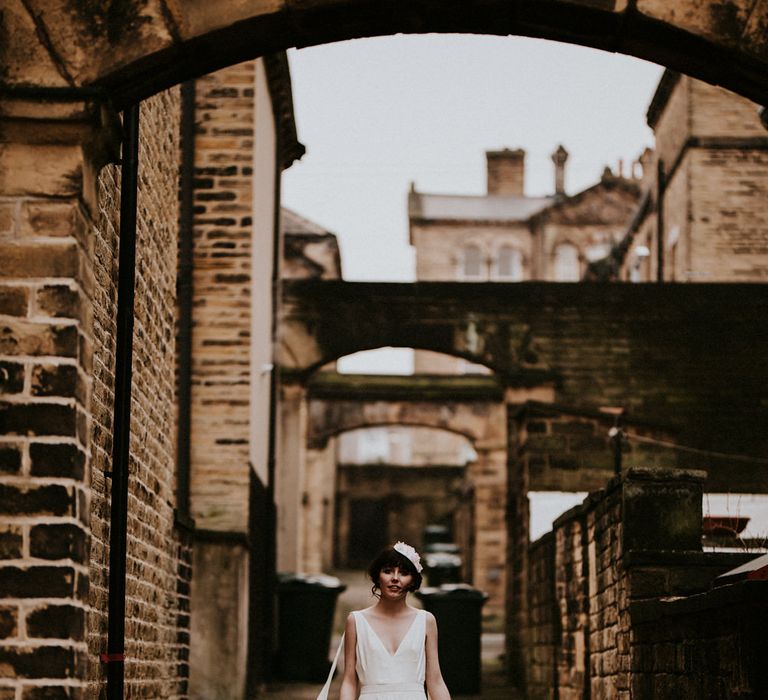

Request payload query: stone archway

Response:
[304,374,509,618]
[4,1,768,106]
[3,2,768,697]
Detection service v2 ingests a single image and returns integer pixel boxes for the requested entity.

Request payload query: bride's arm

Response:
[339,613,359,700]
[424,612,451,700]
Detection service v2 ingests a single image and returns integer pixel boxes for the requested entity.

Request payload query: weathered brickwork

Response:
[514,405,678,493]
[526,533,558,697]
[190,62,256,533]
[85,88,191,700]
[0,116,97,697]
[631,581,768,698]
[689,147,768,279]
[555,515,589,699]
[522,468,760,699]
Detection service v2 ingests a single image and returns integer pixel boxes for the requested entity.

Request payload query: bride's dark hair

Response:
[367,546,423,597]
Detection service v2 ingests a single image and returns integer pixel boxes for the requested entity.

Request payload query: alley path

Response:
[263,570,522,699]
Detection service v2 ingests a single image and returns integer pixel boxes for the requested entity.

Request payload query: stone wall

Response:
[629,74,768,283]
[526,533,558,698]
[512,403,678,493]
[520,467,761,699]
[282,280,768,492]
[688,146,768,280]
[0,83,189,697]
[1,161,97,697]
[631,581,768,697]
[186,57,283,699]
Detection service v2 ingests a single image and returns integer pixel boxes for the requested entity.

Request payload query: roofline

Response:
[263,52,306,170]
[646,69,682,130]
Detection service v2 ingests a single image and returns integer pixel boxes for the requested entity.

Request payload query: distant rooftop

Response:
[281,206,333,236]
[409,191,556,223]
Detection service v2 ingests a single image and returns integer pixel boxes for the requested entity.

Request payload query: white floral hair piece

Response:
[393,541,423,573]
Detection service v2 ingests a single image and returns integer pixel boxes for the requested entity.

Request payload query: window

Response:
[496,246,523,281]
[461,244,483,279]
[585,243,612,263]
[552,243,580,281]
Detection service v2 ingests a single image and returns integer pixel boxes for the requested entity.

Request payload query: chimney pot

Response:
[551,144,569,195]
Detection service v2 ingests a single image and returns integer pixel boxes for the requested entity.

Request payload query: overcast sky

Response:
[282,34,664,373]
[282,34,665,283]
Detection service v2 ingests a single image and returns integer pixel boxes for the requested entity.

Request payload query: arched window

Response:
[461,244,483,279]
[552,243,580,281]
[496,246,523,281]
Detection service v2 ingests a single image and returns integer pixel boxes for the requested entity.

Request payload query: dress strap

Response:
[316,631,345,700]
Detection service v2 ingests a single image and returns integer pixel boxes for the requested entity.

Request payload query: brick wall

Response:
[87,88,190,699]
[190,62,257,533]
[688,147,768,280]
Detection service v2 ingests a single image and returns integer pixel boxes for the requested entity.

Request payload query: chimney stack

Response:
[551,144,569,195]
[486,148,525,196]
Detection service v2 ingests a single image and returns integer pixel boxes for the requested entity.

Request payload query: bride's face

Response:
[378,566,413,599]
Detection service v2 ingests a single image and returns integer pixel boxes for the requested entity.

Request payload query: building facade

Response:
[409,147,641,374]
[612,72,768,282]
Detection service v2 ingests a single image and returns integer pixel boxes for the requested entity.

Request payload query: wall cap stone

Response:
[630,579,768,624]
[623,549,753,568]
[551,467,707,531]
[623,467,708,483]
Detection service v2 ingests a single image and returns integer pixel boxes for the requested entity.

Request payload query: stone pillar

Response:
[468,447,507,624]
[587,467,706,699]
[276,381,307,572]
[0,95,112,697]
[190,536,249,700]
[301,438,337,573]
[505,413,530,690]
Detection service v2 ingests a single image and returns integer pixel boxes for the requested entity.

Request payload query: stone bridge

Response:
[281,279,768,470]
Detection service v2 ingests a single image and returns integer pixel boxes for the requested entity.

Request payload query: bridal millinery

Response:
[393,541,423,572]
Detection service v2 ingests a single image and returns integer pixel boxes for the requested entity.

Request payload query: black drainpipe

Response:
[265,137,284,680]
[104,103,140,700]
[245,124,284,694]
[656,158,665,282]
[176,80,196,525]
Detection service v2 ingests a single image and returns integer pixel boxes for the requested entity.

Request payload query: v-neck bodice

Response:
[352,609,427,695]
[359,611,420,657]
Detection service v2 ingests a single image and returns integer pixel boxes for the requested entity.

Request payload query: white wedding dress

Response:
[352,609,428,699]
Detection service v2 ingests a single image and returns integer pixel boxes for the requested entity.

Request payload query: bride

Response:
[336,542,451,700]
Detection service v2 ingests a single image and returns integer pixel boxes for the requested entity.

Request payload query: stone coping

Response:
[551,467,707,530]
[630,579,768,624]
[623,549,753,568]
